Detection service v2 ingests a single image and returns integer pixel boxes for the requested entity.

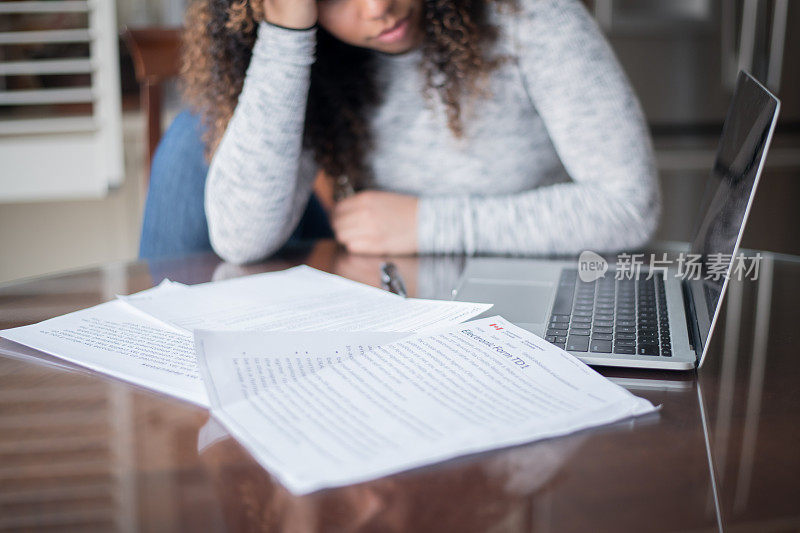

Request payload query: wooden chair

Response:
[122,27,183,181]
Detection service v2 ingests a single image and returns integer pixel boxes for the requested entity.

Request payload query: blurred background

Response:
[0,0,798,283]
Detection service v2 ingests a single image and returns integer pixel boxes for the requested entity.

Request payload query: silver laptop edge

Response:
[694,74,781,369]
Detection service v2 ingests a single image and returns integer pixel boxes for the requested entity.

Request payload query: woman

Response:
[179,0,659,264]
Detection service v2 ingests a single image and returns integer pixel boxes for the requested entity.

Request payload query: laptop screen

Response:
[687,72,779,363]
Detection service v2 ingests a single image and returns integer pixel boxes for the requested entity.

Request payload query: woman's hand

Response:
[263,0,317,30]
[331,191,419,255]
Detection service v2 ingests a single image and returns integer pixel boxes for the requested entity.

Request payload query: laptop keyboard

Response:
[545,270,672,357]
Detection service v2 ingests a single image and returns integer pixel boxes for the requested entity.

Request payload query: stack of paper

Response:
[0,266,491,406]
[0,266,656,494]
[195,317,654,493]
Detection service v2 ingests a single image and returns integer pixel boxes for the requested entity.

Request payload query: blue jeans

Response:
[139,110,331,260]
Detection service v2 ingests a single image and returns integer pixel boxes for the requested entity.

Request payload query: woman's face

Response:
[317,0,424,54]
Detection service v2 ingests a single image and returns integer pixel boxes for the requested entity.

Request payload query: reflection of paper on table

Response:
[195,316,656,494]
[197,417,230,452]
[123,265,491,333]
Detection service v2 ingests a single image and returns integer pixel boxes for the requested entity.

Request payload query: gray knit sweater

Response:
[205,0,660,264]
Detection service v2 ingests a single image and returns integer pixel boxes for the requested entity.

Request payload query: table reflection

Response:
[199,426,585,533]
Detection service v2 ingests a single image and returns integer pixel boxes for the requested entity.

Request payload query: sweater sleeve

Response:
[205,22,318,264]
[416,0,660,255]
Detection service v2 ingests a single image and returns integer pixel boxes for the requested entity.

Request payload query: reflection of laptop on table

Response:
[454,71,780,370]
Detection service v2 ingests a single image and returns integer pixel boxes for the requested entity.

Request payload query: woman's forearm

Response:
[205,22,318,264]
[417,179,660,256]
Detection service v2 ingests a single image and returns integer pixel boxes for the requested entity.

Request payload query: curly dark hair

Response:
[181,0,513,187]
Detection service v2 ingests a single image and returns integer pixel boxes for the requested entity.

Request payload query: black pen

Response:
[380,262,407,298]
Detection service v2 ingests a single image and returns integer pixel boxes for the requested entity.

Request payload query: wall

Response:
[0,0,183,284]
[0,115,147,284]
[116,0,186,26]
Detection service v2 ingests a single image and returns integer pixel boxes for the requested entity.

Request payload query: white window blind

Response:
[0,0,124,202]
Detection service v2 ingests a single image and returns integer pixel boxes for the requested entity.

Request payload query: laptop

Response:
[453,71,780,370]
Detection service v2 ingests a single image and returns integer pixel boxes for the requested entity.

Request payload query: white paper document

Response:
[0,267,487,407]
[122,265,491,333]
[195,316,656,494]
[0,300,208,406]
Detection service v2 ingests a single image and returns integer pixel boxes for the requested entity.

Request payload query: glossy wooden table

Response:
[1,241,798,532]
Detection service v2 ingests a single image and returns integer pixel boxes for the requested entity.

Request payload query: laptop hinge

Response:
[681,279,703,359]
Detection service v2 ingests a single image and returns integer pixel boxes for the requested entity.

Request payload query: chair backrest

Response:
[122,27,182,181]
